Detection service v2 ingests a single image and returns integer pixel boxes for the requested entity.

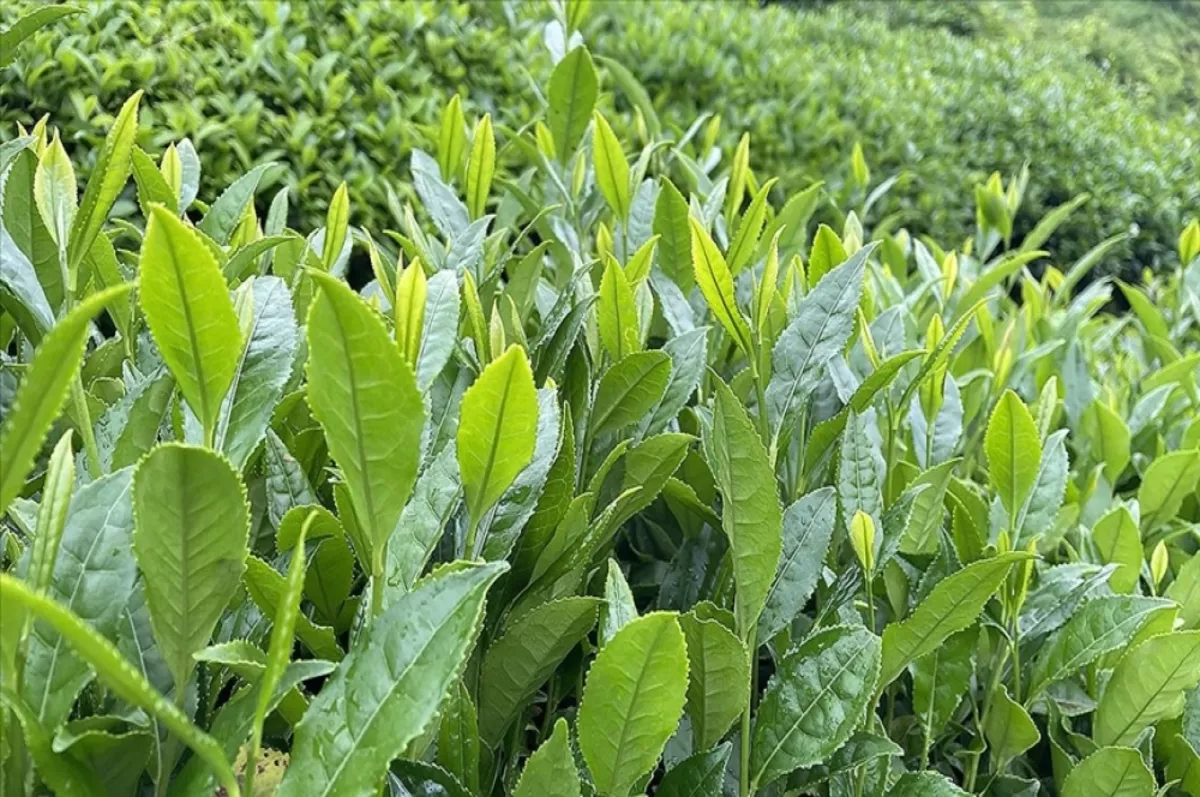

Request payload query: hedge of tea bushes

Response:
[2,0,1197,279]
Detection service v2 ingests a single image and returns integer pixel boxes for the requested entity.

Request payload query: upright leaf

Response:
[578,613,688,797]
[306,271,425,568]
[513,719,581,797]
[1062,747,1155,797]
[67,92,141,270]
[139,206,242,441]
[0,283,132,514]
[750,625,881,790]
[132,444,249,693]
[985,390,1041,519]
[592,112,631,222]
[278,561,507,797]
[708,377,782,638]
[691,218,752,354]
[457,344,539,529]
[758,487,837,642]
[547,46,597,163]
[766,243,873,438]
[680,608,749,750]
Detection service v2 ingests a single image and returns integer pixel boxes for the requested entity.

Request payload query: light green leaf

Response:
[593,111,631,222]
[1137,449,1200,531]
[547,45,597,163]
[1168,555,1200,629]
[680,608,749,750]
[466,114,495,220]
[598,256,640,361]
[67,92,141,270]
[139,205,242,440]
[458,344,539,528]
[578,612,689,797]
[0,5,82,68]
[277,561,507,797]
[691,217,752,355]
[0,575,240,796]
[132,444,249,693]
[591,350,671,436]
[34,135,77,252]
[0,283,132,515]
[880,552,1031,686]
[478,596,600,747]
[983,685,1040,767]
[708,377,782,638]
[985,390,1041,519]
[1093,506,1143,594]
[727,178,775,275]
[601,559,638,645]
[513,718,581,797]
[1081,402,1130,485]
[1094,631,1200,746]
[750,625,881,790]
[1062,746,1155,797]
[306,271,424,569]
[808,223,847,286]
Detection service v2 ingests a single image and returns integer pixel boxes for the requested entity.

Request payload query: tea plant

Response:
[2,7,1200,797]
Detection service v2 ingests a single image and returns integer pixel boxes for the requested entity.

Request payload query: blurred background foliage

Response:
[2,0,1196,277]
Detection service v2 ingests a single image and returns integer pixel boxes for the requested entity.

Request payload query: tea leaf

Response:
[513,719,580,797]
[1061,746,1155,797]
[139,206,242,442]
[306,271,424,570]
[132,444,249,693]
[578,612,688,797]
[1094,631,1200,746]
[750,625,881,790]
[0,283,132,515]
[548,46,597,163]
[278,561,506,797]
[680,608,749,750]
[458,344,539,531]
[708,377,783,638]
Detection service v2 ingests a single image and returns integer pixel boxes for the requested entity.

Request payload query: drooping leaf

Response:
[1094,631,1200,746]
[657,742,732,797]
[478,596,600,747]
[0,575,240,796]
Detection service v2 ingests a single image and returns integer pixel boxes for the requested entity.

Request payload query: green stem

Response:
[740,626,757,797]
[370,559,385,618]
[463,515,482,562]
[70,375,102,480]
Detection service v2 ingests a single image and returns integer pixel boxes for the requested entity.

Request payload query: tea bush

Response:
[2,0,1197,277]
[3,3,1200,797]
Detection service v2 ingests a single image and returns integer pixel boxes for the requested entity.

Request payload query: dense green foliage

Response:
[3,3,1200,797]
[2,0,1196,277]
